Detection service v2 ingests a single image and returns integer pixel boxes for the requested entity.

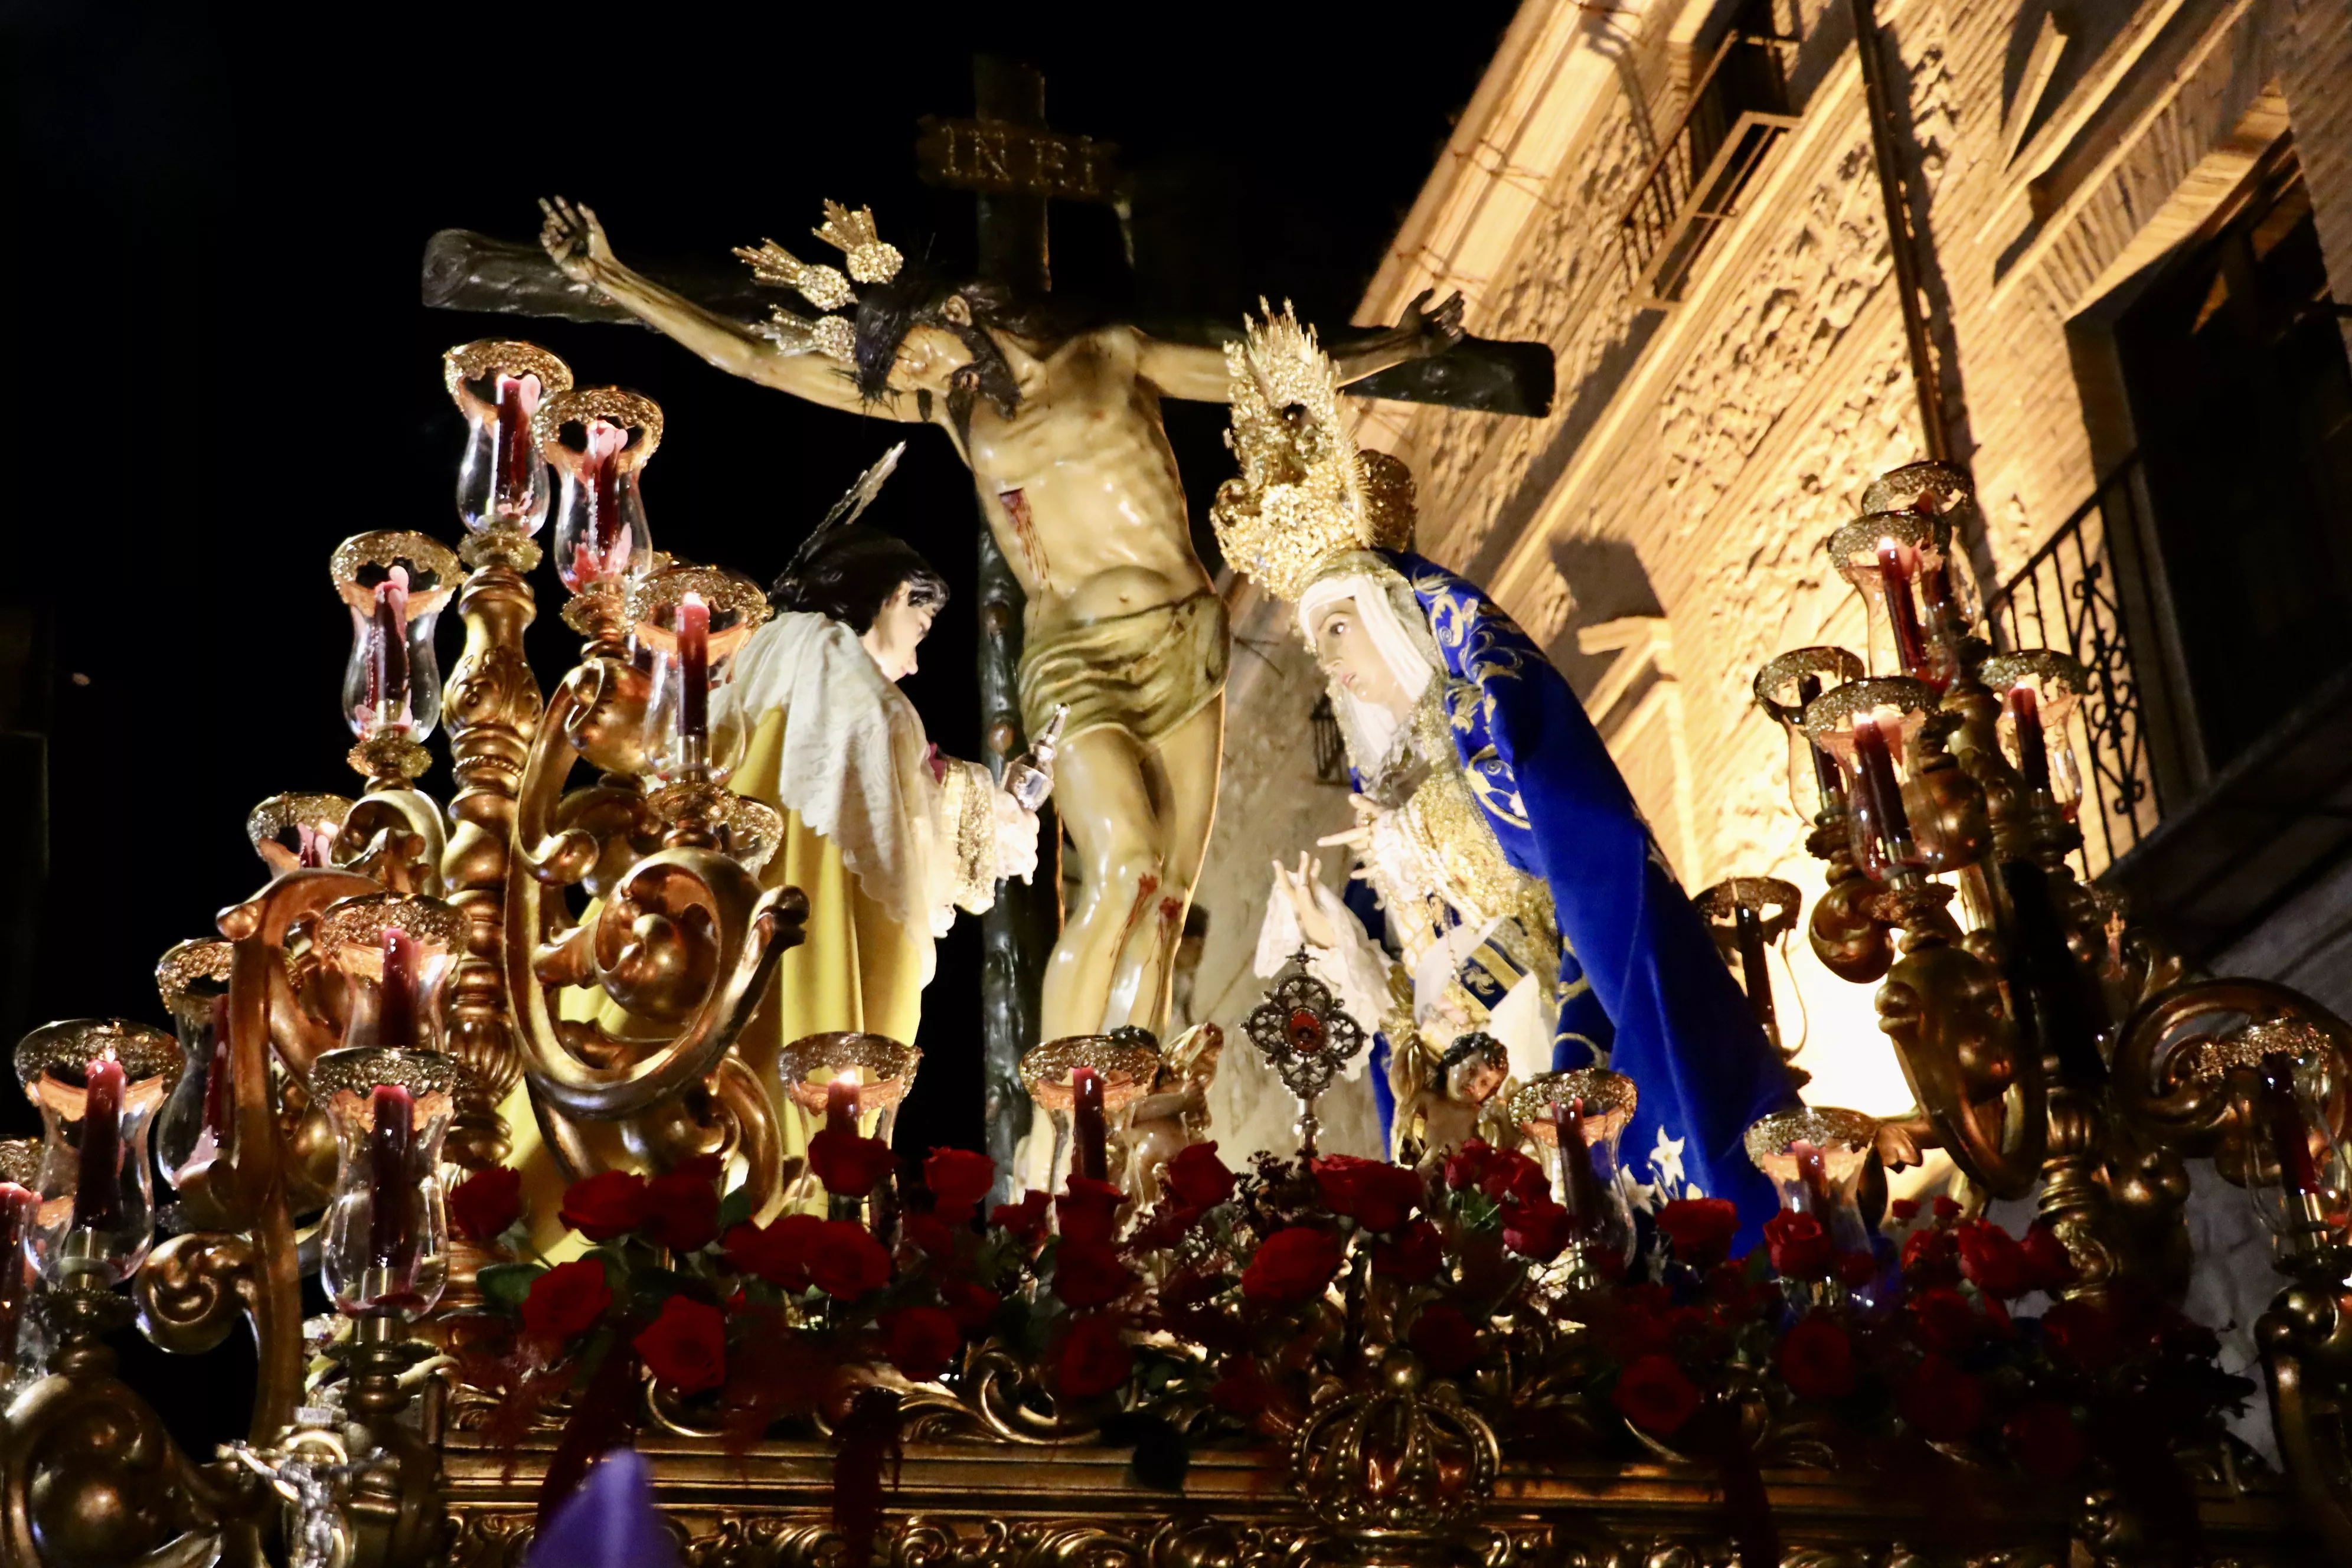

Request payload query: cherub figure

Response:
[1395,1031,1510,1170]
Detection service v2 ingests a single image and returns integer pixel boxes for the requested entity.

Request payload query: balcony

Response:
[1618,32,1802,308]
[1984,453,2352,1008]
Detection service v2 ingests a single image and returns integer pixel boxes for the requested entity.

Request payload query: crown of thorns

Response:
[734,201,904,361]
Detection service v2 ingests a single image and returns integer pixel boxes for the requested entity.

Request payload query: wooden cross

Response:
[937,57,1073,1184]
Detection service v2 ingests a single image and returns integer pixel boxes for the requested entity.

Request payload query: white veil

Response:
[1296,562,1443,778]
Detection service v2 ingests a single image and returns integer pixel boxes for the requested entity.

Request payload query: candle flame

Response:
[1877,536,1899,554]
[832,1069,858,1087]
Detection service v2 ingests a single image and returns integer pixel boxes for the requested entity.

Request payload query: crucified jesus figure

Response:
[538,195,1462,1043]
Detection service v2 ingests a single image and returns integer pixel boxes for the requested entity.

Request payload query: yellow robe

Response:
[499,660,971,1256]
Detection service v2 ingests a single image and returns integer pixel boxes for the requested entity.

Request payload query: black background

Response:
[0,0,1513,1454]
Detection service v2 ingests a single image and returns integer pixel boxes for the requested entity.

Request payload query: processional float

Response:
[0,337,2339,1568]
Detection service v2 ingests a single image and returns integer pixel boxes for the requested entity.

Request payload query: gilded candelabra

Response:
[1738,460,2352,1555]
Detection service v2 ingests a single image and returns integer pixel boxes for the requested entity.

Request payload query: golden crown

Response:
[1209,302,1415,602]
[736,200,903,362]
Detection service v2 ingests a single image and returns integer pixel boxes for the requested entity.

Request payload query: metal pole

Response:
[1850,0,1952,462]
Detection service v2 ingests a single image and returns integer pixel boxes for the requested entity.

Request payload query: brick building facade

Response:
[1190,0,2352,1170]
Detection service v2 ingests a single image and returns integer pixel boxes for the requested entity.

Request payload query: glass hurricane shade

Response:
[1510,1069,1637,1278]
[2210,1025,2352,1259]
[13,1021,183,1288]
[1694,881,1806,1063]
[312,1047,455,1319]
[1981,652,2089,821]
[1752,648,1864,821]
[0,1175,32,1371]
[154,939,236,1188]
[315,894,466,1060]
[548,417,652,593]
[455,371,554,535]
[1745,1106,1884,1306]
[1801,679,1949,882]
[631,567,769,786]
[443,340,573,535]
[332,535,458,743]
[1830,511,1977,690]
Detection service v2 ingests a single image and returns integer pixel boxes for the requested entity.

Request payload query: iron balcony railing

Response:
[1619,32,1802,307]
[1981,455,2170,878]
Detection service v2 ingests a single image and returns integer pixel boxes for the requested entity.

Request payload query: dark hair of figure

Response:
[848,263,1092,428]
[1436,1031,1506,1075]
[770,526,948,634]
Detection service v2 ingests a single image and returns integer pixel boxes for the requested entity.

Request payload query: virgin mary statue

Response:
[1217,307,1796,1244]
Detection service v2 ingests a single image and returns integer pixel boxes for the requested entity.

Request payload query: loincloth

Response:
[1018,591,1231,747]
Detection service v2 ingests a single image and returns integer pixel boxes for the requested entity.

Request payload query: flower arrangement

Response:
[445,1135,2254,1550]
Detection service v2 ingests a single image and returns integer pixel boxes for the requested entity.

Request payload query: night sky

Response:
[1,0,1514,1448]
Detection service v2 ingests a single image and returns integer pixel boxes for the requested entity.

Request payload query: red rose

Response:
[1502,1198,1573,1261]
[923,1148,996,1214]
[991,1190,1051,1241]
[641,1171,720,1254]
[670,1153,724,1182]
[1165,1142,1236,1208]
[1889,1198,1921,1223]
[902,1211,958,1260]
[883,1306,963,1383]
[1900,1354,1985,1442]
[633,1295,727,1393]
[1909,1286,1981,1353]
[1056,1315,1133,1399]
[1836,1250,1879,1289]
[1442,1141,1496,1191]
[726,1213,821,1291]
[808,1129,896,1198]
[449,1167,523,1244]
[1932,1195,1962,1220]
[1763,1211,1834,1280]
[1655,1198,1740,1266]
[1440,1140,1531,1199]
[1955,1220,2034,1299]
[940,1279,999,1331]
[1600,1302,1674,1360]
[1209,1358,1273,1415]
[1129,1201,1208,1250]
[1313,1155,1425,1233]
[2039,1298,2119,1370]
[806,1219,892,1299]
[1444,1141,1550,1205]
[521,1259,613,1341]
[1057,1177,1126,1245]
[1706,1259,1759,1317]
[1241,1227,1344,1305]
[1612,1354,1702,1435]
[559,1170,648,1241]
[1052,1240,1136,1309]
[2020,1223,2075,1293]
[2005,1399,2085,1478]
[1409,1304,1480,1377]
[1374,1220,1445,1283]
[1779,1317,1856,1400]
[1902,1224,1958,1277]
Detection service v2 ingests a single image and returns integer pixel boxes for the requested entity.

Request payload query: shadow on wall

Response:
[1461,315,1666,589]
[1527,532,1668,697]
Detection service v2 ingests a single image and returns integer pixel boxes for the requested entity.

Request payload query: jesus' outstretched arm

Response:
[1133,288,1467,402]
[537,195,921,422]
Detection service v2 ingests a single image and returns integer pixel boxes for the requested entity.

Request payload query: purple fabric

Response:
[525,1448,677,1568]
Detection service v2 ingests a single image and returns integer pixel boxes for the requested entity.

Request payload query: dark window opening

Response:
[2115,145,2352,772]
